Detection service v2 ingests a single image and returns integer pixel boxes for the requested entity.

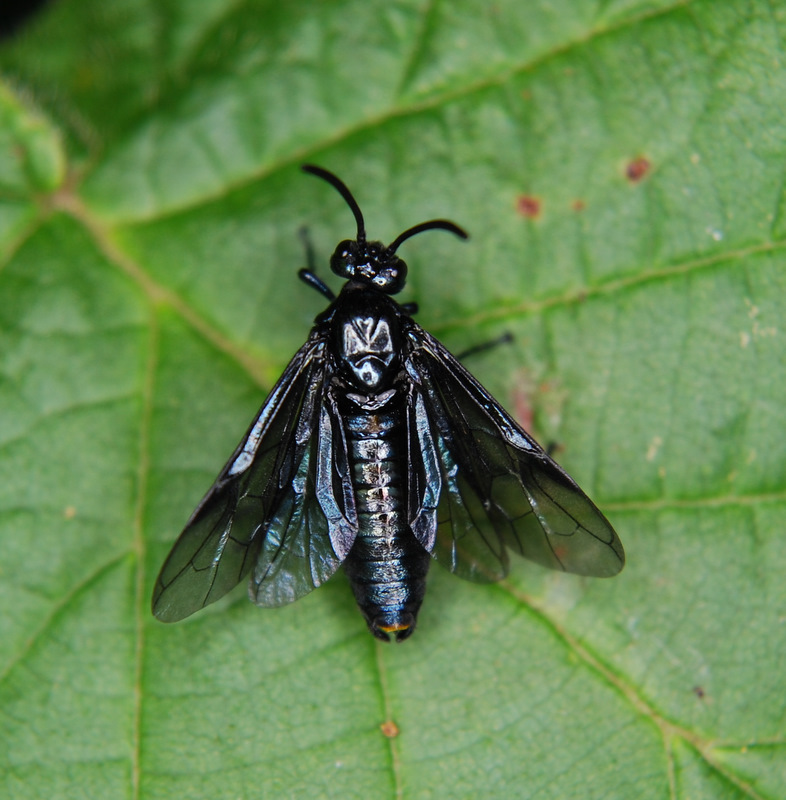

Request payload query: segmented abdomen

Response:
[341,398,430,641]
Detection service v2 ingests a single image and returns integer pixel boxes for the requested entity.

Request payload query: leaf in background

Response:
[1,1,784,798]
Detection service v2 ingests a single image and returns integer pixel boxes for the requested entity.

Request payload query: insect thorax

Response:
[332,287,404,393]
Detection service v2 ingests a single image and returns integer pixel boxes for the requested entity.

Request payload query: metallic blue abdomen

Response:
[341,399,430,641]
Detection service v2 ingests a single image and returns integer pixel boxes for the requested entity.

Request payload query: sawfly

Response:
[152,166,624,641]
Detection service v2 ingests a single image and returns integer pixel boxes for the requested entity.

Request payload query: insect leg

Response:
[455,331,514,361]
[297,226,336,300]
[298,268,335,300]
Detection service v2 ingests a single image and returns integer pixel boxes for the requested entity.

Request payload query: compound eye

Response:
[330,240,356,279]
[373,258,407,294]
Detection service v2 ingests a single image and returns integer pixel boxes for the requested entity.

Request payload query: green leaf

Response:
[1,1,784,798]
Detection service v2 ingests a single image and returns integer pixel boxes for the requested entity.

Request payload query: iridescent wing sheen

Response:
[405,324,624,583]
[249,387,357,607]
[152,333,357,622]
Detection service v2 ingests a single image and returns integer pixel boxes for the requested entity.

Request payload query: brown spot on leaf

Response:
[511,370,536,432]
[516,195,541,218]
[626,156,651,182]
[571,199,586,212]
[380,720,400,738]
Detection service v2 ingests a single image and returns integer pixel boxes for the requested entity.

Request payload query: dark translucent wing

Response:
[152,333,355,622]
[250,389,357,606]
[405,324,624,582]
[407,388,509,582]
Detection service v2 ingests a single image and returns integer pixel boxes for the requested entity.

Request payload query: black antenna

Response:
[387,220,468,254]
[302,165,366,243]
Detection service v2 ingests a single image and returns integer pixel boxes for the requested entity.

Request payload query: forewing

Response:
[250,388,357,606]
[152,333,353,622]
[405,325,624,582]
[407,386,508,582]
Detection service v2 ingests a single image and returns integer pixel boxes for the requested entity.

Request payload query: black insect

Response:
[152,165,624,641]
